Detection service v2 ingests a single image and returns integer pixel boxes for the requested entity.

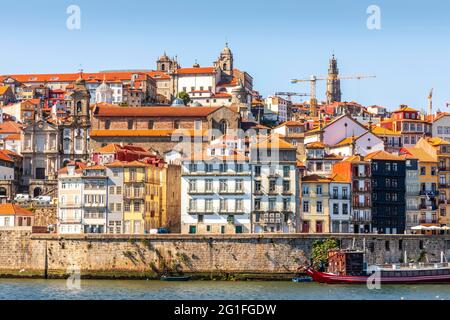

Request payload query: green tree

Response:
[177,92,191,106]
[311,239,338,269]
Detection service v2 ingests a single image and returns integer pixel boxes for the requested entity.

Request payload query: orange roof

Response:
[302,174,332,183]
[331,173,349,183]
[93,105,223,117]
[174,67,215,75]
[433,112,450,123]
[106,160,149,168]
[403,147,436,162]
[335,136,357,147]
[392,105,418,113]
[306,141,326,149]
[365,150,404,161]
[371,126,400,136]
[90,129,208,138]
[252,135,296,150]
[3,133,20,141]
[0,204,33,216]
[0,121,22,134]
[426,137,450,146]
[274,121,304,129]
[0,150,13,162]
[84,165,107,171]
[2,71,152,84]
[0,86,10,95]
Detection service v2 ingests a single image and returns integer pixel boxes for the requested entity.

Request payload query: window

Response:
[255,181,261,192]
[236,164,243,173]
[385,163,391,171]
[254,166,261,177]
[333,203,339,215]
[219,180,228,192]
[420,167,426,175]
[302,185,309,196]
[316,185,322,195]
[269,180,276,192]
[205,199,213,212]
[343,203,348,215]
[124,202,131,212]
[316,201,323,213]
[283,166,290,178]
[105,120,111,129]
[194,120,202,130]
[205,179,213,192]
[283,181,290,193]
[198,215,204,223]
[219,163,228,173]
[236,199,243,212]
[174,121,180,129]
[116,186,122,195]
[148,121,154,129]
[393,163,398,172]
[254,199,261,210]
[236,179,243,192]
[269,198,276,211]
[127,120,133,130]
[133,201,141,212]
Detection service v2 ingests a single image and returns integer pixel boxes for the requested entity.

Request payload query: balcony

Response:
[353,202,371,209]
[59,218,82,224]
[353,187,370,193]
[331,195,349,200]
[219,209,246,215]
[253,190,265,195]
[420,190,437,196]
[83,203,106,208]
[419,219,438,224]
[419,204,438,210]
[188,189,214,195]
[439,184,450,189]
[439,167,450,172]
[282,190,293,196]
[187,209,214,215]
[124,193,144,199]
[218,189,245,195]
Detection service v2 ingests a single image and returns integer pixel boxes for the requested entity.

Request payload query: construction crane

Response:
[290,74,376,116]
[274,92,310,101]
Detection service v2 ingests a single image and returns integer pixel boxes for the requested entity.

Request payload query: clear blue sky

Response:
[1,0,449,111]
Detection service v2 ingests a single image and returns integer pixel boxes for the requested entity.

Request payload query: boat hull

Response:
[306,268,450,285]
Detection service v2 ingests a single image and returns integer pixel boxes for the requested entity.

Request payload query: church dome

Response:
[221,43,232,56]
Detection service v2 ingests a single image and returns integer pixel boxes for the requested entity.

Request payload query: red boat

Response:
[306,267,450,284]
[304,249,450,285]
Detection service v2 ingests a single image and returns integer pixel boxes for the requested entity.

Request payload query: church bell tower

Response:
[326,55,341,104]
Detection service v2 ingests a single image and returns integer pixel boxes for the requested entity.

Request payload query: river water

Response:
[0,279,449,300]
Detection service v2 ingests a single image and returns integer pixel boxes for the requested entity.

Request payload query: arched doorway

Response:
[0,187,7,197]
[33,187,42,198]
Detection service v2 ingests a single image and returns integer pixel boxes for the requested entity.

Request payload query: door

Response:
[189,225,197,234]
[316,221,323,233]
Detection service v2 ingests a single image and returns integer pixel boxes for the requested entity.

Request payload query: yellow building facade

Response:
[301,175,331,233]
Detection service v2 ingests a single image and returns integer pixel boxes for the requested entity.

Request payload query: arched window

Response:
[76,101,82,113]
[223,63,227,70]
[219,120,228,135]
[161,64,166,71]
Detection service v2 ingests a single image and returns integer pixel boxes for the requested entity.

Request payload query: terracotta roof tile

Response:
[0,204,34,216]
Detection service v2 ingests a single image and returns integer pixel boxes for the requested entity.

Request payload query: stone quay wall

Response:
[1,230,450,279]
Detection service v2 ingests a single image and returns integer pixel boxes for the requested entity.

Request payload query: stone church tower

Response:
[156,52,179,73]
[214,43,234,77]
[326,55,342,104]
[60,74,91,165]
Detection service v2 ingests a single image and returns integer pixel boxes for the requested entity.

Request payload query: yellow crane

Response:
[290,74,376,116]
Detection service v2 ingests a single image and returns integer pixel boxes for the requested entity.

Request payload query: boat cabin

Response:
[327,249,364,276]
